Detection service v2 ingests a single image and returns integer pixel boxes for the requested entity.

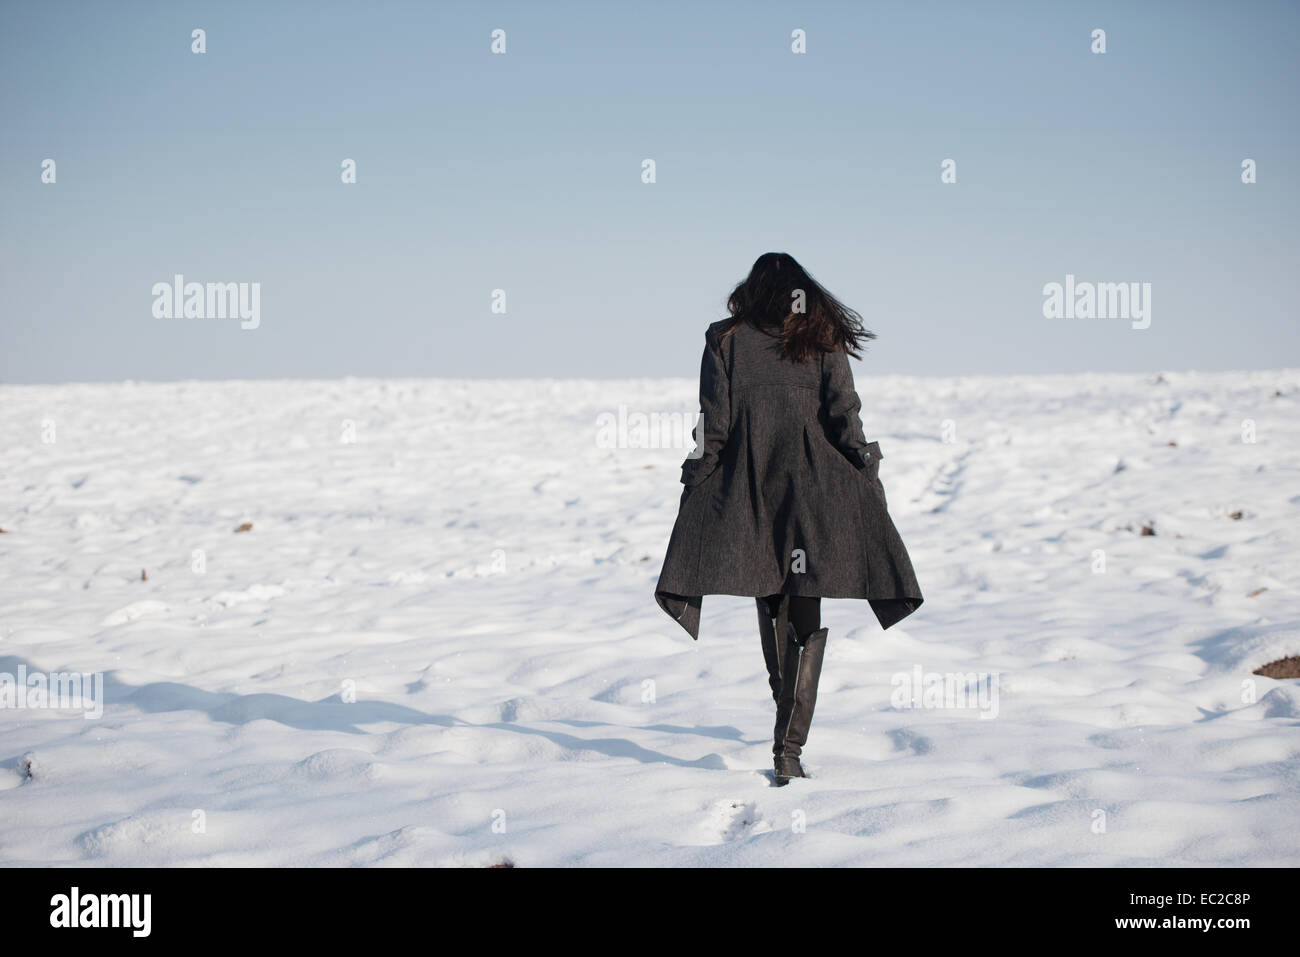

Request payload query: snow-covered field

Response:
[1,369,1298,867]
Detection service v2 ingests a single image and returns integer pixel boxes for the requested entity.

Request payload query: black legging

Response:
[760,594,821,637]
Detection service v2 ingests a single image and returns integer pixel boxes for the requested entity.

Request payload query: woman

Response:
[654,252,923,786]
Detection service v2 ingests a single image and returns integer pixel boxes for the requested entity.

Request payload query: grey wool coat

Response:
[654,319,924,639]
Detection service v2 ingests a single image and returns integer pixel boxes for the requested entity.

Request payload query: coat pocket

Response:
[860,441,887,507]
[861,441,883,481]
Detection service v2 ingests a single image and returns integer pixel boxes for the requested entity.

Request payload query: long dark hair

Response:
[719,252,873,361]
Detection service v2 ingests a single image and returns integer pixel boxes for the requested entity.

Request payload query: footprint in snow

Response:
[700,799,770,844]
[888,727,933,756]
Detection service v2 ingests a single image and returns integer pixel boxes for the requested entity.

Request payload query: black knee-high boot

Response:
[772,626,827,784]
[758,595,828,785]
[756,597,785,705]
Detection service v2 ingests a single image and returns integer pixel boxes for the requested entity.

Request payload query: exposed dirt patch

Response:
[1253,656,1300,679]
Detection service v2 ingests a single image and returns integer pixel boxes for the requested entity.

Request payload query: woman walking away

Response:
[654,252,923,786]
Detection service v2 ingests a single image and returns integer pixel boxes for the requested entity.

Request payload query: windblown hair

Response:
[719,252,874,361]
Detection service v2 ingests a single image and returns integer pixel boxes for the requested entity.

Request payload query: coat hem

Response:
[655,587,922,640]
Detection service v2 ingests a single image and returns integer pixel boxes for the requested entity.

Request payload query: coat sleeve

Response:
[680,327,731,487]
[821,349,874,471]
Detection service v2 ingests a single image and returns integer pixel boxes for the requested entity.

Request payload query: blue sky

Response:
[2,0,1297,383]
